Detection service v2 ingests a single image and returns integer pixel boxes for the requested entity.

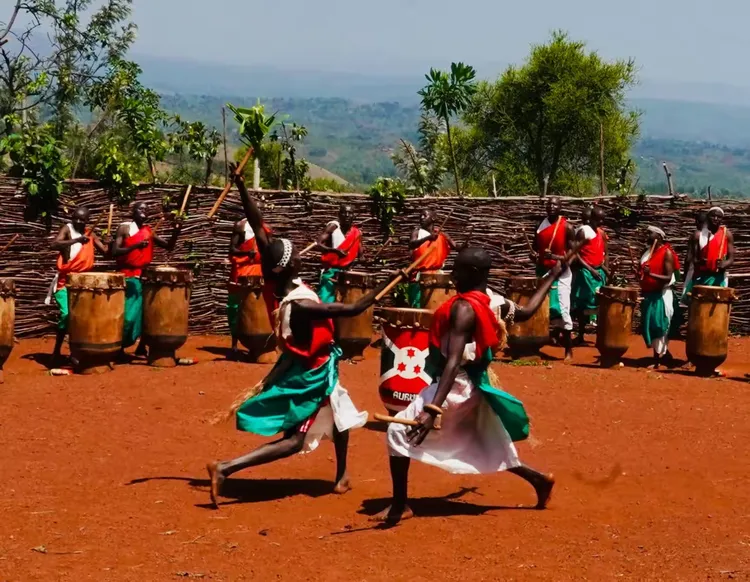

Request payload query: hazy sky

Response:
[132,0,745,83]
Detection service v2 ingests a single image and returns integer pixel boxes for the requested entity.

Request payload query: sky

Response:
[131,0,748,85]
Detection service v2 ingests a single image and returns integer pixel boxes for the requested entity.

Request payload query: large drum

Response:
[506,276,549,358]
[377,307,433,413]
[232,275,277,363]
[67,272,125,374]
[596,286,639,368]
[419,271,455,311]
[336,270,376,360]
[142,266,193,367]
[687,285,735,376]
[0,279,15,383]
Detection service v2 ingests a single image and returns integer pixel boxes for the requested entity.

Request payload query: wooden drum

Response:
[67,272,125,374]
[142,267,193,367]
[336,270,376,360]
[596,286,639,368]
[507,276,549,358]
[232,275,277,363]
[419,271,455,311]
[0,279,15,383]
[377,307,433,413]
[687,285,735,376]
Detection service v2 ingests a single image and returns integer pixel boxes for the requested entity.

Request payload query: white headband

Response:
[647,225,666,239]
[277,238,293,268]
[709,206,724,217]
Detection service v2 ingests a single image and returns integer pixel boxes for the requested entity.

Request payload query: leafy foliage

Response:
[94,136,139,203]
[368,177,406,237]
[391,113,447,195]
[168,116,221,185]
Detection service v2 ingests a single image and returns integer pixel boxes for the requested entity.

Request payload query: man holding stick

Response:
[680,210,707,307]
[112,202,182,358]
[315,204,366,303]
[207,165,394,507]
[572,206,609,343]
[373,247,565,524]
[683,207,734,299]
[47,207,109,367]
[407,209,457,307]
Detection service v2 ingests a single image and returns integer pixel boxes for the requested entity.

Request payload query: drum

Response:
[506,276,549,358]
[0,279,15,383]
[377,307,433,413]
[142,266,193,367]
[67,272,125,374]
[419,270,455,311]
[336,270,376,360]
[687,285,735,376]
[232,275,277,363]
[596,286,639,368]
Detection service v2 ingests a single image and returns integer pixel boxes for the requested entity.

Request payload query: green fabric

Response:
[640,291,671,347]
[426,347,529,442]
[407,281,422,308]
[54,288,69,331]
[236,345,342,436]
[318,268,340,304]
[536,266,562,320]
[573,267,606,314]
[123,277,143,348]
[227,292,240,336]
[683,272,728,300]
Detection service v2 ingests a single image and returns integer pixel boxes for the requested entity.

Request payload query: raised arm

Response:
[230,163,270,255]
[441,230,458,251]
[291,281,387,320]
[153,220,182,251]
[314,223,343,256]
[720,230,735,270]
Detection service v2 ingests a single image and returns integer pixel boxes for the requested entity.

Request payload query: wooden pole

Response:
[222,107,229,183]
[179,184,192,216]
[371,237,393,262]
[545,216,562,253]
[299,242,317,256]
[523,232,535,254]
[374,245,436,302]
[0,234,20,254]
[663,162,674,196]
[207,147,253,219]
[599,122,606,197]
[106,204,114,236]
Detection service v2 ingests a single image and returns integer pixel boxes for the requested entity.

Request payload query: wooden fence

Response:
[1,176,747,337]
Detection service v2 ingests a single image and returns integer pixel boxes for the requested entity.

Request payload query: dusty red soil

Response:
[1,334,750,581]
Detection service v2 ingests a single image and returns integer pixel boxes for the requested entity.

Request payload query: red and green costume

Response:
[408,230,450,308]
[116,224,153,348]
[318,223,361,303]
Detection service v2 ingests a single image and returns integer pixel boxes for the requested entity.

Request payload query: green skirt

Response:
[236,346,342,436]
[227,292,240,336]
[54,288,69,331]
[318,268,340,304]
[683,272,728,305]
[123,277,143,348]
[573,267,606,314]
[640,291,671,347]
[407,281,422,308]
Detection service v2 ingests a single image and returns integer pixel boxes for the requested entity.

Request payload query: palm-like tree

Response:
[418,62,477,196]
[228,101,278,188]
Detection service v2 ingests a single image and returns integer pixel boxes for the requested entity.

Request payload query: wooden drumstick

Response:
[207,147,253,219]
[524,232,535,255]
[149,219,165,239]
[0,234,20,254]
[373,413,442,431]
[85,214,105,237]
[299,242,317,256]
[179,184,192,216]
[374,245,437,302]
[438,209,454,231]
[719,225,728,263]
[371,236,393,262]
[545,216,562,253]
[106,203,114,236]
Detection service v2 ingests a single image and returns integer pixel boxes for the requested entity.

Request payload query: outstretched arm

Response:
[230,163,270,255]
[314,223,344,256]
[504,262,564,323]
[292,281,387,320]
[93,234,109,255]
[153,221,182,251]
[442,230,457,250]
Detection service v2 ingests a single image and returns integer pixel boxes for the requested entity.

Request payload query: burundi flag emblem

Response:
[379,324,433,412]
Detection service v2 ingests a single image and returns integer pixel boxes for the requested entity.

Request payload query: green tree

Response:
[391,113,447,195]
[463,31,639,195]
[227,101,278,188]
[168,116,221,186]
[418,62,477,196]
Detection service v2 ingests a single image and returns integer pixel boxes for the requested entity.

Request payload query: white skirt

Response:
[387,371,521,474]
[301,383,367,453]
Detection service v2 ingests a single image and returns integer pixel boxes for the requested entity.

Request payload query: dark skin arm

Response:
[228,221,256,258]
[502,262,563,323]
[640,247,675,284]
[112,223,149,257]
[92,233,109,255]
[544,223,576,263]
[719,230,735,270]
[230,163,271,255]
[574,229,603,281]
[291,281,388,321]
[314,222,346,257]
[152,219,182,252]
[602,233,610,278]
[409,227,433,250]
[51,224,85,256]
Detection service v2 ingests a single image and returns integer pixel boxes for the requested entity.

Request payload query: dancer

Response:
[207,166,387,507]
[572,206,608,343]
[408,209,457,307]
[683,206,734,297]
[637,226,679,369]
[375,247,564,524]
[47,207,109,367]
[316,204,365,303]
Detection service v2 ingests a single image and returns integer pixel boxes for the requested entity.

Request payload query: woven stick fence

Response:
[0,176,747,337]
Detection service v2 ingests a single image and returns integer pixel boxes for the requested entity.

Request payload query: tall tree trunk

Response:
[253,157,260,189]
[290,149,299,193]
[277,149,283,190]
[444,116,462,197]
[400,138,426,196]
[204,157,212,187]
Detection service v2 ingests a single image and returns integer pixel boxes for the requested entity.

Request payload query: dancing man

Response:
[112,202,182,358]
[375,247,563,524]
[207,166,388,507]
[637,226,679,369]
[408,209,457,307]
[532,196,575,361]
[684,206,734,296]
[572,206,608,343]
[47,207,109,367]
[316,204,365,303]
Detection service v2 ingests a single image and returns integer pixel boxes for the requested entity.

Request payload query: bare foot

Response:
[369,504,414,524]
[563,353,573,364]
[534,473,555,509]
[333,475,352,494]
[206,461,225,509]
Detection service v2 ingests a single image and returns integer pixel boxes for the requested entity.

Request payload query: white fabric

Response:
[696,227,729,285]
[242,219,255,240]
[647,225,666,239]
[709,206,724,216]
[486,288,506,322]
[536,217,552,233]
[417,228,431,240]
[579,224,596,241]
[386,331,521,474]
[328,220,345,249]
[276,279,367,453]
[44,223,83,305]
[540,265,573,330]
[122,221,139,238]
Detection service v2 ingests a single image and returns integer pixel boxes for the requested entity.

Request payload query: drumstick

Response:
[299,219,374,257]
[374,245,437,302]
[207,147,253,218]
[627,244,638,271]
[0,234,20,254]
[438,209,454,231]
[85,214,105,237]
[523,232,535,255]
[371,237,393,262]
[149,219,165,239]
[719,226,727,262]
[299,242,317,256]
[106,203,114,236]
[179,184,192,216]
[373,413,442,431]
[545,216,562,253]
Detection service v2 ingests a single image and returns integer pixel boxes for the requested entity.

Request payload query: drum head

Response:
[376,307,433,328]
[67,272,125,290]
[338,270,376,288]
[142,267,193,285]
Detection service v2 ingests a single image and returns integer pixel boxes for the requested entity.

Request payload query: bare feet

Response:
[533,473,555,509]
[333,475,352,494]
[369,504,414,524]
[206,461,225,509]
[564,353,573,364]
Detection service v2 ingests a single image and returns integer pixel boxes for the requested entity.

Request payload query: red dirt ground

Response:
[1,335,750,581]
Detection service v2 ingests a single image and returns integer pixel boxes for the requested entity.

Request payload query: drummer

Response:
[683,206,734,298]
[407,209,457,307]
[227,212,274,360]
[112,202,182,359]
[47,207,110,368]
[572,206,609,344]
[636,226,680,369]
[207,165,389,508]
[532,196,575,361]
[680,210,707,307]
[315,204,366,303]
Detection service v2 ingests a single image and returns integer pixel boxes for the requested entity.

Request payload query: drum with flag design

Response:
[377,307,433,413]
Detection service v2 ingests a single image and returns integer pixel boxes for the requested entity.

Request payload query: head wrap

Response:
[647,225,666,239]
[708,206,724,217]
[277,238,293,268]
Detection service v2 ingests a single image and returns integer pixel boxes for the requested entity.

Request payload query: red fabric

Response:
[56,238,95,290]
[578,227,606,268]
[116,225,153,278]
[430,291,502,357]
[536,217,568,269]
[640,244,680,293]
[229,222,271,282]
[412,232,450,272]
[379,321,431,412]
[698,227,728,273]
[279,284,335,368]
[321,225,361,268]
